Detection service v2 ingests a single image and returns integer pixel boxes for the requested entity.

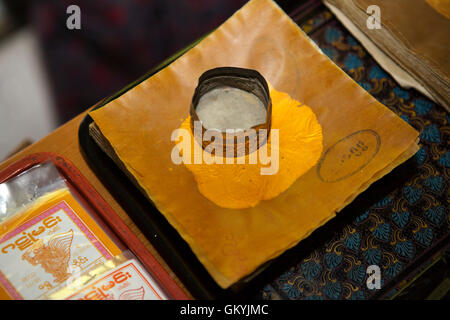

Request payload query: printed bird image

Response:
[22,230,74,284]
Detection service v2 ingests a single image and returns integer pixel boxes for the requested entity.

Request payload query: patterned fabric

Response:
[260,3,449,300]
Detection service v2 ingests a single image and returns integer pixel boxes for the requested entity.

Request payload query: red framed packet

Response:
[0,153,189,300]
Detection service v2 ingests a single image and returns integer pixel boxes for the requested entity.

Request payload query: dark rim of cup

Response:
[190,67,272,158]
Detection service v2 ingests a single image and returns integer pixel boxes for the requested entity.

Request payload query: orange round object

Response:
[174,85,323,209]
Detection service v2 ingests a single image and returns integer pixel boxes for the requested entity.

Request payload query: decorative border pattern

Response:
[260,2,449,300]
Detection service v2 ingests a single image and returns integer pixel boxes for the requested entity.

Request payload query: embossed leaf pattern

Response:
[368,65,388,80]
[424,176,444,193]
[354,210,369,224]
[425,206,444,225]
[282,283,300,299]
[414,99,433,116]
[349,265,366,284]
[358,82,372,91]
[420,124,440,143]
[403,186,422,204]
[392,211,410,229]
[324,282,341,300]
[325,252,343,269]
[301,261,321,280]
[414,228,433,247]
[363,248,382,265]
[395,241,415,259]
[393,87,410,100]
[372,223,390,242]
[373,196,391,208]
[414,147,427,166]
[344,53,362,70]
[344,233,361,251]
[438,152,449,167]
[325,27,342,43]
[385,262,403,279]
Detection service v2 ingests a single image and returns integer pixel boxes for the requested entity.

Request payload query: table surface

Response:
[0,108,192,299]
